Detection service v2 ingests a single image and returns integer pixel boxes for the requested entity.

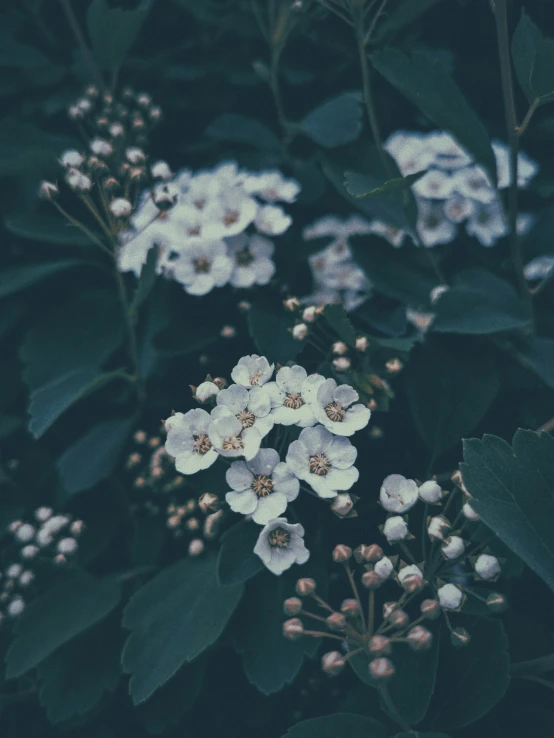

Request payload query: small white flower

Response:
[208,413,262,461]
[333,357,351,372]
[34,507,53,522]
[493,141,538,188]
[265,366,325,427]
[254,204,292,235]
[466,200,508,246]
[292,323,308,340]
[383,516,409,542]
[165,409,219,474]
[36,515,69,547]
[15,524,35,543]
[151,160,173,180]
[380,474,419,513]
[195,381,220,402]
[374,556,394,580]
[437,583,463,610]
[125,147,145,164]
[231,355,274,388]
[109,122,124,137]
[171,239,233,296]
[19,571,34,587]
[426,131,472,170]
[310,378,371,436]
[21,545,39,559]
[356,336,368,352]
[60,150,84,168]
[418,480,443,504]
[443,195,474,223]
[7,597,25,618]
[474,553,501,580]
[243,171,300,203]
[398,564,424,589]
[225,448,299,525]
[286,425,358,499]
[452,165,496,204]
[384,131,436,175]
[427,515,451,540]
[417,200,457,247]
[213,384,274,439]
[90,138,113,157]
[109,198,133,217]
[413,169,455,200]
[442,536,465,559]
[331,493,355,517]
[332,341,348,355]
[368,220,407,247]
[524,255,554,281]
[65,168,92,191]
[253,517,310,575]
[39,181,59,200]
[226,233,276,288]
[6,564,23,578]
[57,537,78,555]
[303,306,318,323]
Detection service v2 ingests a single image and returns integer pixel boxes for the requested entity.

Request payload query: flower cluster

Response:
[117,162,299,296]
[378,130,537,247]
[165,355,371,574]
[282,471,507,680]
[125,428,224,557]
[1,507,84,623]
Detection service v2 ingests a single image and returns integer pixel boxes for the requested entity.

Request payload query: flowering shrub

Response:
[2,2,554,738]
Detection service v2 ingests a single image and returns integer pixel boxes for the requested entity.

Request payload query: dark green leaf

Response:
[0,119,74,177]
[432,270,530,334]
[4,201,94,245]
[57,417,135,496]
[512,10,554,103]
[0,260,84,299]
[518,337,554,389]
[217,521,264,586]
[248,292,302,364]
[324,304,357,347]
[371,0,444,45]
[431,618,510,730]
[371,48,496,181]
[395,733,451,738]
[345,169,427,198]
[281,713,388,738]
[122,554,243,704]
[299,93,363,149]
[6,571,121,678]
[406,340,499,458]
[461,429,554,593]
[206,113,281,152]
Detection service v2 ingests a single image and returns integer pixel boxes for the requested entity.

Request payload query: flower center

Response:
[193,433,212,455]
[235,247,254,266]
[284,392,304,409]
[477,211,491,225]
[224,210,239,227]
[309,453,331,476]
[249,370,263,386]
[187,225,201,236]
[194,256,211,274]
[268,526,290,548]
[236,410,256,428]
[251,475,273,497]
[325,402,345,422]
[194,198,206,210]
[424,214,441,229]
[222,436,243,451]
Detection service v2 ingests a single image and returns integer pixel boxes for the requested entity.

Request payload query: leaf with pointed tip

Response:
[323,304,357,348]
[299,93,363,148]
[281,713,388,738]
[345,169,426,198]
[0,260,84,299]
[217,521,263,586]
[512,10,554,103]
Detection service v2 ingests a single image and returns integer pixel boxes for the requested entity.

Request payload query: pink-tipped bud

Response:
[283,618,304,641]
[383,603,409,627]
[292,323,308,340]
[283,597,303,616]
[355,543,383,564]
[361,571,382,590]
[368,635,391,656]
[198,493,220,514]
[283,297,300,312]
[451,469,469,494]
[326,612,347,632]
[340,598,361,617]
[407,626,433,651]
[188,539,204,557]
[355,336,368,352]
[321,651,346,677]
[369,657,395,681]
[486,592,508,613]
[462,502,480,521]
[39,181,59,200]
[302,306,318,323]
[213,377,227,390]
[420,599,441,620]
[331,493,355,518]
[332,341,348,356]
[332,544,352,563]
[296,578,316,596]
[333,357,351,372]
[451,627,471,647]
[385,358,403,374]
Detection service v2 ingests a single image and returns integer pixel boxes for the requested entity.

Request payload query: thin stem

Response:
[113,263,145,402]
[379,685,411,732]
[51,201,111,254]
[311,594,335,614]
[537,416,554,434]
[344,564,367,632]
[58,0,105,90]
[367,589,375,636]
[511,653,554,677]
[363,0,390,45]
[517,97,541,137]
[269,45,293,147]
[531,268,554,299]
[303,630,346,642]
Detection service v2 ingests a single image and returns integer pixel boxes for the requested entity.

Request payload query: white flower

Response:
[413,169,455,200]
[208,413,262,461]
[452,165,496,204]
[202,190,258,239]
[437,583,463,610]
[21,545,39,559]
[165,409,219,474]
[265,367,325,427]
[442,536,465,559]
[6,564,23,578]
[524,255,554,281]
[310,379,371,436]
[7,597,25,618]
[15,524,35,543]
[367,221,407,247]
[286,425,358,498]
[462,502,480,521]
[384,131,436,175]
[60,150,84,168]
[254,204,292,235]
[418,480,443,504]
[213,384,274,439]
[425,132,472,170]
[253,517,310,575]
[151,160,173,180]
[90,137,113,157]
[417,200,457,247]
[374,556,394,580]
[231,355,274,388]
[331,493,355,517]
[466,200,508,246]
[243,171,300,203]
[398,564,424,589]
[383,516,409,542]
[292,323,308,340]
[125,147,145,164]
[380,474,419,513]
[109,198,133,217]
[57,537,78,555]
[36,515,69,547]
[474,554,501,580]
[195,381,220,402]
[171,239,233,295]
[493,140,538,188]
[225,448,299,525]
[65,168,92,191]
[227,234,276,288]
[443,196,474,223]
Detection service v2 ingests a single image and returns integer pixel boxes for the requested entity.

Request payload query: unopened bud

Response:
[283,617,304,640]
[70,520,85,536]
[188,539,205,557]
[369,657,395,681]
[361,571,382,590]
[39,181,59,200]
[451,469,469,494]
[195,381,220,403]
[302,306,317,323]
[368,635,391,656]
[292,323,308,340]
[333,357,351,372]
[462,502,480,521]
[355,336,368,352]
[125,146,145,164]
[221,325,236,339]
[420,599,441,619]
[355,543,384,563]
[326,612,347,632]
[373,556,394,580]
[340,598,361,617]
[21,545,39,560]
[437,583,463,610]
[451,627,471,647]
[418,480,443,504]
[331,493,354,517]
[383,603,408,627]
[321,651,346,676]
[34,507,53,522]
[109,197,132,218]
[385,358,403,374]
[427,515,451,541]
[296,578,316,596]
[283,297,300,312]
[486,592,508,613]
[198,493,219,514]
[151,160,173,180]
[474,554,501,581]
[442,535,465,560]
[332,341,348,356]
[407,626,433,651]
[284,597,303,616]
[332,544,352,563]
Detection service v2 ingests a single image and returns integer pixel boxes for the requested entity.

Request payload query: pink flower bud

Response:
[283,597,303,616]
[283,618,304,641]
[369,657,395,681]
[296,578,316,596]
[332,544,352,563]
[407,626,433,651]
[321,651,345,676]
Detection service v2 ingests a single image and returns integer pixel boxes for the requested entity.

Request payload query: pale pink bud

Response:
[283,617,304,640]
[283,597,303,616]
[332,544,352,563]
[407,626,433,651]
[321,651,346,676]
[296,578,316,596]
[369,657,395,681]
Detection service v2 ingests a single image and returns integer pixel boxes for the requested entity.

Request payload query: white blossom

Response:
[164,409,219,474]
[452,166,496,204]
[265,366,325,427]
[171,239,233,295]
[231,354,274,388]
[417,200,457,247]
[60,150,84,168]
[524,255,554,281]
[418,480,443,504]
[374,556,394,580]
[65,168,92,191]
[384,131,436,175]
[437,583,463,610]
[243,171,300,203]
[109,198,133,217]
[15,524,35,543]
[413,169,455,200]
[380,474,419,513]
[225,448,299,525]
[195,381,220,402]
[466,200,508,246]
[90,137,113,157]
[292,323,308,340]
[208,413,262,461]
[57,537,78,555]
[226,234,275,288]
[474,553,501,580]
[383,516,409,542]
[253,517,309,575]
[310,378,371,436]
[443,195,475,224]
[286,425,358,499]
[125,147,145,164]
[7,597,25,618]
[254,204,292,235]
[442,536,466,559]
[6,564,23,578]
[213,384,274,439]
[202,190,258,239]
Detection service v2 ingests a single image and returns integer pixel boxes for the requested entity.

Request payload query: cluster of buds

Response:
[126,428,225,557]
[190,375,227,405]
[40,86,175,246]
[282,470,507,680]
[283,298,325,342]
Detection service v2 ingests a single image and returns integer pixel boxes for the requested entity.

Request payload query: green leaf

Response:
[137,657,206,735]
[0,119,75,178]
[299,93,363,149]
[130,246,158,320]
[323,303,357,347]
[0,260,84,299]
[406,340,499,458]
[87,0,154,78]
[281,713,388,738]
[206,113,281,152]
[395,733,451,738]
[248,292,302,365]
[512,10,554,103]
[345,169,427,198]
[431,618,510,730]
[37,618,121,724]
[57,417,135,496]
[461,428,554,594]
[28,367,127,439]
[370,0,444,45]
[4,200,94,245]
[518,337,554,389]
[432,270,530,335]
[122,554,243,704]
[217,521,264,586]
[6,571,122,679]
[371,48,496,181]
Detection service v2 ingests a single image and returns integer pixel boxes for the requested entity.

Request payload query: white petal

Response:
[248,448,280,476]
[298,425,334,455]
[226,461,254,491]
[326,436,357,469]
[252,492,288,525]
[226,489,258,515]
[333,384,359,407]
[272,462,300,501]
